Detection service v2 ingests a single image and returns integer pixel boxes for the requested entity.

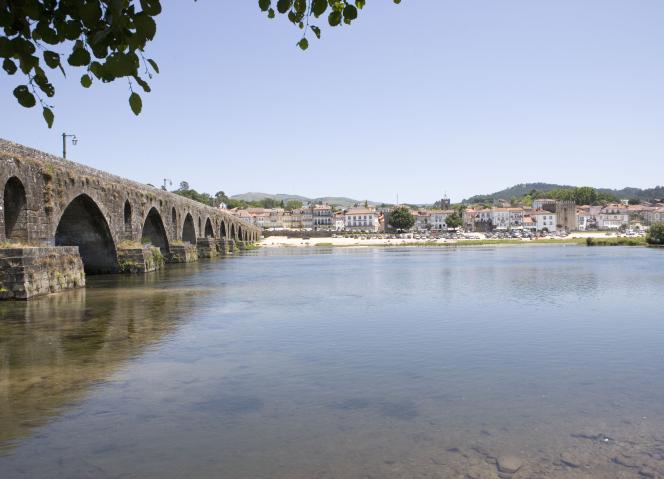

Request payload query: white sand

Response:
[259,231,621,248]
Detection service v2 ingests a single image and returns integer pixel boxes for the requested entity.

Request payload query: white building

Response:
[531,210,557,232]
[414,210,432,231]
[334,212,345,231]
[312,204,333,230]
[344,207,380,232]
[598,213,629,229]
[430,210,453,230]
[644,207,664,225]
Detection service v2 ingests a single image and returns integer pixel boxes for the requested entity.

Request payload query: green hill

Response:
[464,183,664,204]
[230,192,384,208]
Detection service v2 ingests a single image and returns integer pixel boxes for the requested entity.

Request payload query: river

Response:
[1,245,663,478]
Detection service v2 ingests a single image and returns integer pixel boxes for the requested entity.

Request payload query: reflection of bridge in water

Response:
[0,140,260,297]
[0,275,204,447]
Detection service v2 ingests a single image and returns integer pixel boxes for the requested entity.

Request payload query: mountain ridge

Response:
[463,183,664,204]
[231,192,384,208]
[231,183,664,208]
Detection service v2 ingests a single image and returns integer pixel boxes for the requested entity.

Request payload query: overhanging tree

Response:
[1,0,403,127]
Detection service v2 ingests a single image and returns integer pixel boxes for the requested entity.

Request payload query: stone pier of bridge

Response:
[0,139,261,299]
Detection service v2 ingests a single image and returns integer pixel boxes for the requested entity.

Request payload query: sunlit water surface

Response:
[1,246,664,479]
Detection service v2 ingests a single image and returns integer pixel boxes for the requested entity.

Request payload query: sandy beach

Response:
[259,231,622,248]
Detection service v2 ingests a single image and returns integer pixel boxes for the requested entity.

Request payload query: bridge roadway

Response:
[0,139,260,274]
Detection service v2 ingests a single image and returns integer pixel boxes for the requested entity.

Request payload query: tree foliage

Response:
[259,0,402,51]
[285,199,303,210]
[538,186,617,205]
[646,222,664,245]
[445,211,462,229]
[173,182,217,207]
[2,0,403,127]
[1,0,163,127]
[172,182,303,210]
[388,206,414,231]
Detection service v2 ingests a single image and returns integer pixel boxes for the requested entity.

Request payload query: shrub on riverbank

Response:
[646,223,664,245]
[586,237,646,246]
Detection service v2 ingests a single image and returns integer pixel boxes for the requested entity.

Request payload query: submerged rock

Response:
[560,452,582,468]
[467,464,497,479]
[496,455,523,474]
[638,467,656,479]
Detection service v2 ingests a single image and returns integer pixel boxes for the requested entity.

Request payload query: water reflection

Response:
[0,247,663,479]
[0,276,203,449]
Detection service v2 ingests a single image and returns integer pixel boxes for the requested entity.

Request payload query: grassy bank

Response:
[585,237,646,246]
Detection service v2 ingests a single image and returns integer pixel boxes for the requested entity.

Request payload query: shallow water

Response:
[1,246,664,479]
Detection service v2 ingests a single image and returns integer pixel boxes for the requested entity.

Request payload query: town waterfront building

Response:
[312,204,333,230]
[344,207,380,232]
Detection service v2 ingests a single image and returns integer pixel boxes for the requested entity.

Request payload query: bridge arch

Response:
[204,217,214,238]
[220,220,227,239]
[3,176,28,242]
[55,194,118,274]
[142,207,169,253]
[230,223,236,240]
[182,213,196,244]
[123,200,132,240]
[171,207,177,238]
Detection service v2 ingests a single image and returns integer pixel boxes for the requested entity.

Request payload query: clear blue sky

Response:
[2,1,663,203]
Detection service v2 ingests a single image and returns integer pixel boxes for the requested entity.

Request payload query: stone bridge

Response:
[0,139,259,295]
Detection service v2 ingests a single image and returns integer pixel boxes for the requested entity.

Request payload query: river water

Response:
[1,245,664,479]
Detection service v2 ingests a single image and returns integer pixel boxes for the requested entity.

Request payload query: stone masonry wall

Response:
[117,246,165,274]
[0,247,85,300]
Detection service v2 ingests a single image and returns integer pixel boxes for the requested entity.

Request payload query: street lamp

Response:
[62,133,77,159]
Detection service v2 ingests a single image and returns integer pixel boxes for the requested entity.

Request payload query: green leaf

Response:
[129,92,142,115]
[268,8,275,18]
[38,25,60,45]
[43,107,54,128]
[80,74,92,88]
[393,0,401,3]
[140,0,162,16]
[80,1,102,27]
[355,0,366,9]
[343,4,358,20]
[104,52,139,77]
[276,0,292,14]
[294,0,306,14]
[2,58,17,75]
[310,25,321,39]
[259,0,271,11]
[134,13,157,41]
[328,10,342,26]
[312,0,328,17]
[0,37,11,57]
[19,55,39,74]
[13,85,37,108]
[147,58,159,74]
[297,38,309,50]
[68,44,91,67]
[33,69,55,97]
[133,75,151,93]
[43,51,60,69]
[60,20,82,41]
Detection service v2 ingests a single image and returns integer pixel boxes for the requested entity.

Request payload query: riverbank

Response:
[259,232,648,248]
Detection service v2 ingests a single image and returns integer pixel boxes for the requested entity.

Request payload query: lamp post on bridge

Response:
[62,133,77,159]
